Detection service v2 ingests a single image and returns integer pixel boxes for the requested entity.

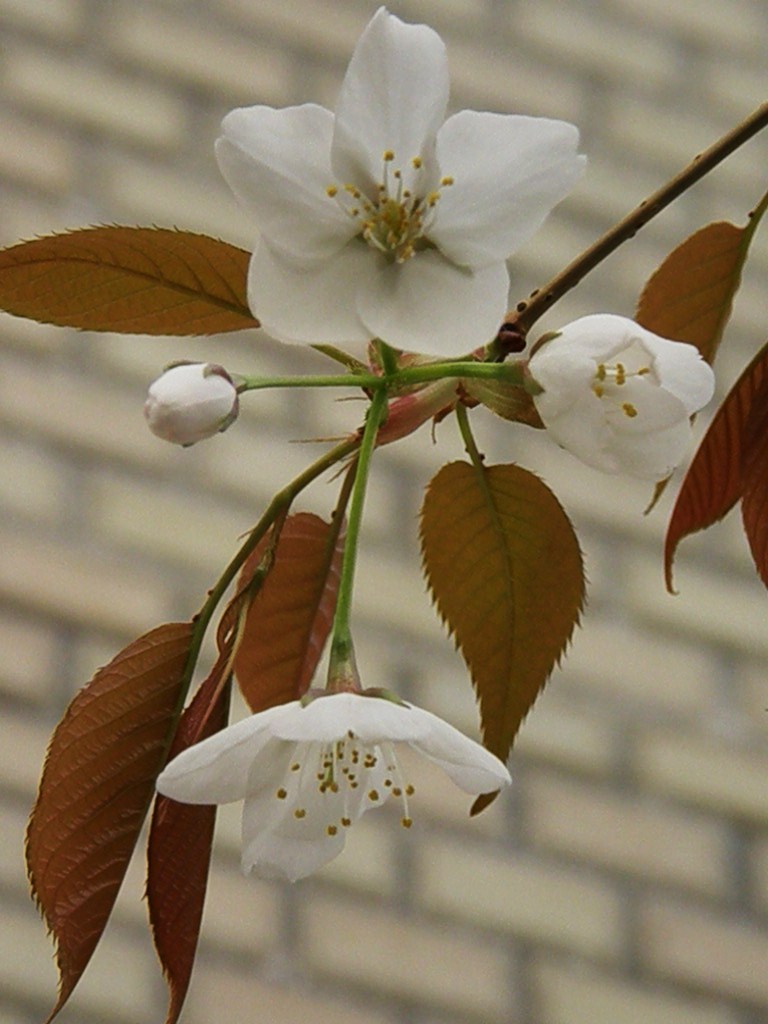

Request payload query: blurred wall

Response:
[1,2,767,1023]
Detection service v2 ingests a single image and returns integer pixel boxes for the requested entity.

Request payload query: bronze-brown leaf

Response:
[147,664,232,1024]
[665,341,768,591]
[0,226,258,334]
[740,371,768,588]
[636,188,768,365]
[420,462,584,813]
[234,512,345,712]
[26,621,193,1022]
[636,189,768,513]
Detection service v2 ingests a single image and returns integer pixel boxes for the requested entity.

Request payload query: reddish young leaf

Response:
[740,376,768,588]
[636,188,768,364]
[147,662,232,1024]
[26,622,194,1022]
[0,226,258,335]
[664,341,768,591]
[234,512,345,712]
[421,462,584,813]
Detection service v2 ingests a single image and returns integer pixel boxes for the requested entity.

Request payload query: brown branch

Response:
[508,101,768,336]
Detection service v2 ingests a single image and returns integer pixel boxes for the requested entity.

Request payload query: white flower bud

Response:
[527,314,716,480]
[144,362,239,446]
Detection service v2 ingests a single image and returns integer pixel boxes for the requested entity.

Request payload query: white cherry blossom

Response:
[143,362,239,446]
[215,7,585,356]
[528,314,716,479]
[156,691,510,882]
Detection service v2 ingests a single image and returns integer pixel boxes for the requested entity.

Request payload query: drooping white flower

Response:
[156,691,510,882]
[528,314,716,479]
[144,362,239,446]
[215,7,585,357]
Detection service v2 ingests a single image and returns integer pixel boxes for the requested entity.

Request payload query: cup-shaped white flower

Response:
[528,314,716,479]
[215,7,585,356]
[156,692,510,882]
[144,362,239,446]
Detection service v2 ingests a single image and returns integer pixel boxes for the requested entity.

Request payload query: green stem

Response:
[179,434,360,704]
[238,372,383,391]
[327,387,389,687]
[398,361,525,387]
[510,100,768,334]
[237,360,525,395]
[455,402,485,468]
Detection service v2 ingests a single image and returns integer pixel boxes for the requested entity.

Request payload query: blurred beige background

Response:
[1,1,767,1023]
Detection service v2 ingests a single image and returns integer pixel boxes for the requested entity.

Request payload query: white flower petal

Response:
[603,377,688,433]
[407,706,511,794]
[268,693,424,743]
[610,419,694,479]
[528,346,599,420]
[641,334,716,414]
[156,705,289,804]
[241,792,346,881]
[331,8,449,195]
[540,394,621,473]
[357,249,510,355]
[248,240,373,349]
[216,104,355,259]
[431,111,585,268]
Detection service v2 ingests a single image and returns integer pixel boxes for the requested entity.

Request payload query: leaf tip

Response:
[470,790,498,816]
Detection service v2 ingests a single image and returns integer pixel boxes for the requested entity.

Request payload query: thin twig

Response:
[508,101,768,335]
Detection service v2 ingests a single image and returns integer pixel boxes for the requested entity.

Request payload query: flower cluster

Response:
[152,12,716,886]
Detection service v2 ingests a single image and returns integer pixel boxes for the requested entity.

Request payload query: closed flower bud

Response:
[144,362,239,446]
[527,314,716,480]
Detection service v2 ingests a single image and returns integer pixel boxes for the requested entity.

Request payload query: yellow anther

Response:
[383,149,395,162]
[392,787,402,797]
[411,156,423,169]
[596,363,607,381]
[593,384,605,398]
[368,790,380,802]
[291,763,300,771]
[327,825,338,836]
[440,175,454,186]
[341,817,351,827]
[427,191,440,206]
[615,363,626,386]
[276,788,287,799]
[622,402,638,418]
[405,785,415,796]
[638,366,651,375]
[401,817,413,829]
[294,808,306,819]
[325,185,338,198]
